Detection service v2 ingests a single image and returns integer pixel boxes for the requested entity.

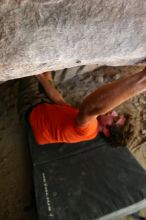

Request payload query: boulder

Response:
[0,0,146,81]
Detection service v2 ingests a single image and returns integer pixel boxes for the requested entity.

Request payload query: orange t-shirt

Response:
[29,103,99,145]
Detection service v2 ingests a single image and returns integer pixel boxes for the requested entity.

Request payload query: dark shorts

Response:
[17,76,51,123]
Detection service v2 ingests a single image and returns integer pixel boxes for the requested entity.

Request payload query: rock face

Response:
[0,0,146,81]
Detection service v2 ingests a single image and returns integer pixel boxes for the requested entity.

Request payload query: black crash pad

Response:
[27,126,146,220]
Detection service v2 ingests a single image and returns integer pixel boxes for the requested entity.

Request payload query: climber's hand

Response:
[35,73,46,84]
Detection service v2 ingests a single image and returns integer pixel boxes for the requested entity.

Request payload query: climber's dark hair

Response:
[100,124,126,147]
[108,124,126,147]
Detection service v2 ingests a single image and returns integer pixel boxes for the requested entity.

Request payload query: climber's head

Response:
[98,111,127,147]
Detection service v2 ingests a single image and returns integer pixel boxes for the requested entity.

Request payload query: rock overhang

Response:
[0,0,146,81]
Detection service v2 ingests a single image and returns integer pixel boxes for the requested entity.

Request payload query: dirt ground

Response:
[1,66,146,220]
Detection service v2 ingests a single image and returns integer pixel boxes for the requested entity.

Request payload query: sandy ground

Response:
[1,66,146,220]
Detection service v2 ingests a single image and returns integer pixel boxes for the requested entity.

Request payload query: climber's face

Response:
[98,111,126,137]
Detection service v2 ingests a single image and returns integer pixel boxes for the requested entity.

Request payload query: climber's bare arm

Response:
[36,72,67,105]
[77,67,146,125]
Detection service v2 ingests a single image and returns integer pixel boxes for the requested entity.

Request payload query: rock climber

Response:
[18,67,146,146]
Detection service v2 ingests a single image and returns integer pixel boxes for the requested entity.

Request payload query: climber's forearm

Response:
[36,74,53,98]
[38,78,55,99]
[36,74,66,104]
[77,68,146,124]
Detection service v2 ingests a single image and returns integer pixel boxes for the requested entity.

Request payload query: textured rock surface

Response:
[0,0,146,81]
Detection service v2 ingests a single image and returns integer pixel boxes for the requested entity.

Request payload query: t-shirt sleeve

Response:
[74,119,99,139]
